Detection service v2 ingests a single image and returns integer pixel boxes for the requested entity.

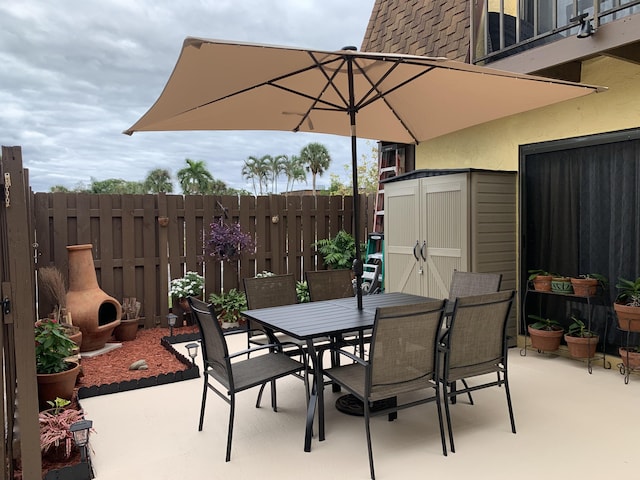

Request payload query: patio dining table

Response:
[242,291,436,452]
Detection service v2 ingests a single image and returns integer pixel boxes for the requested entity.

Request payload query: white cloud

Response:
[0,0,375,192]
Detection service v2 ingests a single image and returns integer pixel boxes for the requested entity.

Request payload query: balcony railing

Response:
[472,0,640,64]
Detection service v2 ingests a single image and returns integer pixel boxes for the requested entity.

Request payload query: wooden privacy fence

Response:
[34,192,374,327]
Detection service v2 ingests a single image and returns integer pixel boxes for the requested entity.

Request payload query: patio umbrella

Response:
[124,37,605,308]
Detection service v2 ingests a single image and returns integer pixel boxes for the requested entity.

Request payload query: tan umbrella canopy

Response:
[124,37,605,307]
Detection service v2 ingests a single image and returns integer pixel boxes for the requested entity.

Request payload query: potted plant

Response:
[204,217,254,263]
[114,297,142,341]
[528,269,552,292]
[613,276,640,332]
[39,406,90,463]
[619,343,640,372]
[527,314,564,352]
[551,275,573,294]
[170,271,205,316]
[209,288,247,327]
[313,230,365,270]
[570,273,607,297]
[35,319,81,410]
[564,315,599,359]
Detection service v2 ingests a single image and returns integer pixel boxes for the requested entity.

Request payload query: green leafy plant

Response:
[296,281,310,303]
[34,319,76,374]
[527,269,551,281]
[170,271,204,299]
[578,273,608,286]
[567,315,597,338]
[209,288,247,322]
[313,230,364,270]
[46,397,71,414]
[615,277,640,306]
[527,314,562,331]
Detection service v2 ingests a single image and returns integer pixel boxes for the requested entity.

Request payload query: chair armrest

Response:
[333,348,369,366]
[227,341,305,360]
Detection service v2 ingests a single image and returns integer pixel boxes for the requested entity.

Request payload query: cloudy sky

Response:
[1,1,376,192]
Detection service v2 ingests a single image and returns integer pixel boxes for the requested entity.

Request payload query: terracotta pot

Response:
[614,303,640,332]
[532,275,552,292]
[66,244,121,352]
[114,317,140,341]
[37,361,81,410]
[564,334,599,359]
[528,326,563,352]
[570,277,598,297]
[619,347,640,370]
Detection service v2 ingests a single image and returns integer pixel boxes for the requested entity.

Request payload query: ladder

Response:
[373,144,405,233]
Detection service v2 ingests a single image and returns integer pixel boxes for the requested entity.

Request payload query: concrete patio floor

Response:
[80,334,640,479]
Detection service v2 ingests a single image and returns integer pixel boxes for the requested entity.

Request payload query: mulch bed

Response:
[77,325,199,391]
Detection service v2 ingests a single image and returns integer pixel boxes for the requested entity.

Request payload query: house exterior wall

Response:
[413,56,640,170]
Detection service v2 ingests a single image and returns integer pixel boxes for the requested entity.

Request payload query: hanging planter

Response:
[204,217,254,263]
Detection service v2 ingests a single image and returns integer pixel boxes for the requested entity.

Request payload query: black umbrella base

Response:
[335,394,397,417]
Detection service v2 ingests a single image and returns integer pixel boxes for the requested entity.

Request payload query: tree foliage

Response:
[300,142,331,195]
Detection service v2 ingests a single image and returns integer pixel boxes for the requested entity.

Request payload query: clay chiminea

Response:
[65,244,122,352]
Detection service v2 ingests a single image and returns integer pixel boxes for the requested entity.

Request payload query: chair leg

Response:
[435,385,448,456]
[225,394,236,462]
[270,379,278,412]
[198,375,208,431]
[504,374,517,433]
[255,382,267,408]
[443,388,455,453]
[461,379,474,405]
[364,401,375,480]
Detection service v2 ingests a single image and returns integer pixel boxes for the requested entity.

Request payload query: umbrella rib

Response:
[352,58,437,144]
[177,56,349,118]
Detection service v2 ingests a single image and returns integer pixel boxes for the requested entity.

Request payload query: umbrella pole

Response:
[347,56,363,310]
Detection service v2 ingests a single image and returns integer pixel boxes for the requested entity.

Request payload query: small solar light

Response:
[185,342,199,364]
[167,312,177,337]
[70,419,93,477]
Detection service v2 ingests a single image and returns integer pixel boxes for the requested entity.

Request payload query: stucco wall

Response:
[414,57,640,170]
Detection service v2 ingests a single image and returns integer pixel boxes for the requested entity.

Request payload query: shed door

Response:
[421,174,469,299]
[384,179,421,294]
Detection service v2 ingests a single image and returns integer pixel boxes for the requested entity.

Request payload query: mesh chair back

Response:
[243,274,298,337]
[448,270,502,302]
[445,291,515,381]
[368,300,446,400]
[188,296,230,385]
[306,269,354,301]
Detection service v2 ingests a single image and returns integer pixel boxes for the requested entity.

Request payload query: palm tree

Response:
[144,168,174,193]
[177,159,213,194]
[282,155,307,193]
[300,143,331,195]
[242,155,270,195]
[267,154,287,193]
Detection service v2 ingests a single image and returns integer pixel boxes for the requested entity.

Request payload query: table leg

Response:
[304,339,319,452]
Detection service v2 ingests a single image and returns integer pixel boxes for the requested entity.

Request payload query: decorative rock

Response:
[129,359,148,370]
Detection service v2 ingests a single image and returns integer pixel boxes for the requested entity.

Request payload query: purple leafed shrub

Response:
[204,217,254,262]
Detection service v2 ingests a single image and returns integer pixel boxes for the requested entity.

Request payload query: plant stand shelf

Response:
[520,284,612,373]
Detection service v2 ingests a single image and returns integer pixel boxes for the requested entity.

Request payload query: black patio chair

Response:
[305,269,369,359]
[319,300,448,480]
[188,296,307,462]
[438,290,516,453]
[445,270,503,317]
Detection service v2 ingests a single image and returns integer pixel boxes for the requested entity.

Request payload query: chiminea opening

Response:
[98,301,120,326]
